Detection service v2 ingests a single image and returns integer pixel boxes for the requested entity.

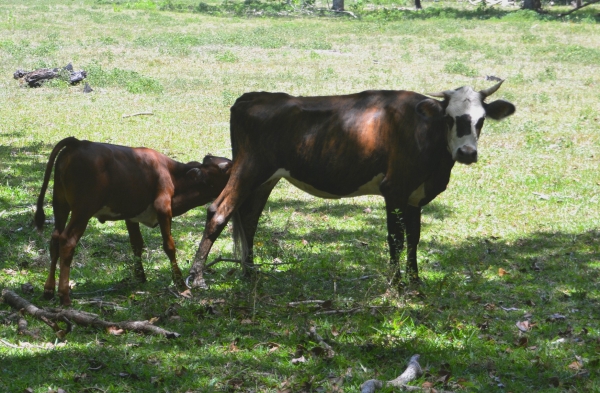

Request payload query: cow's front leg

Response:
[404,205,422,283]
[125,220,146,283]
[384,200,406,287]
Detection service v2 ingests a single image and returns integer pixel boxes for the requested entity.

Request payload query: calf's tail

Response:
[34,137,79,231]
[231,210,248,264]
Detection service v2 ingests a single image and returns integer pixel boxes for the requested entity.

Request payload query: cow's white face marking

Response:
[266,169,384,199]
[445,87,486,164]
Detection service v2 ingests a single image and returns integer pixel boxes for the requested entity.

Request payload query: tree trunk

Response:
[415,0,422,9]
[332,0,344,11]
[522,0,541,9]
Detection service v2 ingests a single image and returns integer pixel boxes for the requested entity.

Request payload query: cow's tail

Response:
[231,210,249,266]
[34,137,79,232]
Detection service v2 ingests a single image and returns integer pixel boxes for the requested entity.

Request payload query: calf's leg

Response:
[56,214,90,306]
[154,198,185,291]
[125,220,146,283]
[44,189,70,300]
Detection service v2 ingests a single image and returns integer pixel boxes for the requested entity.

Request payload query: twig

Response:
[122,112,154,118]
[2,289,180,338]
[331,9,358,17]
[308,326,335,357]
[71,287,117,296]
[204,256,241,269]
[288,300,327,307]
[314,307,361,315]
[558,0,600,16]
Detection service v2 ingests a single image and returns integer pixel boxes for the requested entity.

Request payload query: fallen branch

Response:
[361,355,455,393]
[2,289,180,338]
[558,0,600,16]
[13,63,87,87]
[122,112,154,118]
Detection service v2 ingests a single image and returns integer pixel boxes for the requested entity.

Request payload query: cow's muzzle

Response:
[456,145,478,165]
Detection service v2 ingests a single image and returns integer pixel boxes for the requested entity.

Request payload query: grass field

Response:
[1,0,599,392]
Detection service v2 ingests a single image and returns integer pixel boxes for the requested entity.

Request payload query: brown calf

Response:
[35,137,231,306]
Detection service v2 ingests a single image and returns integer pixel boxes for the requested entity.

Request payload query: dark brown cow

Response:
[187,81,515,289]
[35,137,232,305]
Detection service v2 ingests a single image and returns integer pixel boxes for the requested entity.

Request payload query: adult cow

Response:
[35,137,232,306]
[187,81,515,289]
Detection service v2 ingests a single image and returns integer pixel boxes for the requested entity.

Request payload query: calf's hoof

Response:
[43,289,55,300]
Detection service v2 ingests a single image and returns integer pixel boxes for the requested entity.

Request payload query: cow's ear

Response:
[485,99,515,120]
[415,99,444,119]
[186,168,206,183]
[217,160,232,172]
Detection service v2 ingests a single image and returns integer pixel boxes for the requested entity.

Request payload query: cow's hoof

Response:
[43,289,55,300]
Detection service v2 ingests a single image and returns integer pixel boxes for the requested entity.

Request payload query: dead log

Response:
[1,289,180,338]
[361,355,455,393]
[13,63,87,87]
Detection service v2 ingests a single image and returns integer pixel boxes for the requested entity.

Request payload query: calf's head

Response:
[186,155,232,198]
[417,80,515,164]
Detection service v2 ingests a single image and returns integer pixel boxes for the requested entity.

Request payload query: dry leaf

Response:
[498,268,509,277]
[516,320,532,332]
[227,378,243,389]
[363,207,372,213]
[302,239,309,246]
[268,342,280,353]
[422,381,435,389]
[547,313,566,322]
[240,319,253,325]
[107,326,124,335]
[516,337,528,347]
[568,361,582,370]
[548,376,560,387]
[175,366,187,377]
[331,325,339,337]
[148,317,160,324]
[291,355,306,364]
[180,289,192,298]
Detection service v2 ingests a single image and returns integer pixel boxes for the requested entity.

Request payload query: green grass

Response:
[1,0,600,392]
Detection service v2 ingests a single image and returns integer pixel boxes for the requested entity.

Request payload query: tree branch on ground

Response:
[557,0,600,16]
[360,355,455,393]
[1,289,180,338]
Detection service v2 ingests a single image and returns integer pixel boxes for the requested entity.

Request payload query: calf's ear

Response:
[485,99,515,120]
[186,168,206,183]
[415,99,444,119]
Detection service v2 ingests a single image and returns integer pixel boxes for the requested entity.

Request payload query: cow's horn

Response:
[479,80,504,98]
[427,90,454,99]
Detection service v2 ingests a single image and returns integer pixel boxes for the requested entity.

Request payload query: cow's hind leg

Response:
[44,188,70,300]
[189,170,261,288]
[125,220,146,283]
[232,179,279,277]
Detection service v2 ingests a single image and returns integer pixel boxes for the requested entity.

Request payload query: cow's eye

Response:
[475,118,485,136]
[445,116,455,130]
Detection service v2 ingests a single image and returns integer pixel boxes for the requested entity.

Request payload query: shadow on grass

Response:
[1,218,598,390]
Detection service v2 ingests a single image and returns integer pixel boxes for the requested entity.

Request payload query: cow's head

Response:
[417,81,515,165]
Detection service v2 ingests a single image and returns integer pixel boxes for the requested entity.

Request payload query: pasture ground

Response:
[0,0,599,391]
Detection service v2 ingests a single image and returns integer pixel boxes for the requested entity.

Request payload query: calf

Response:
[187,81,515,289]
[35,137,232,306]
